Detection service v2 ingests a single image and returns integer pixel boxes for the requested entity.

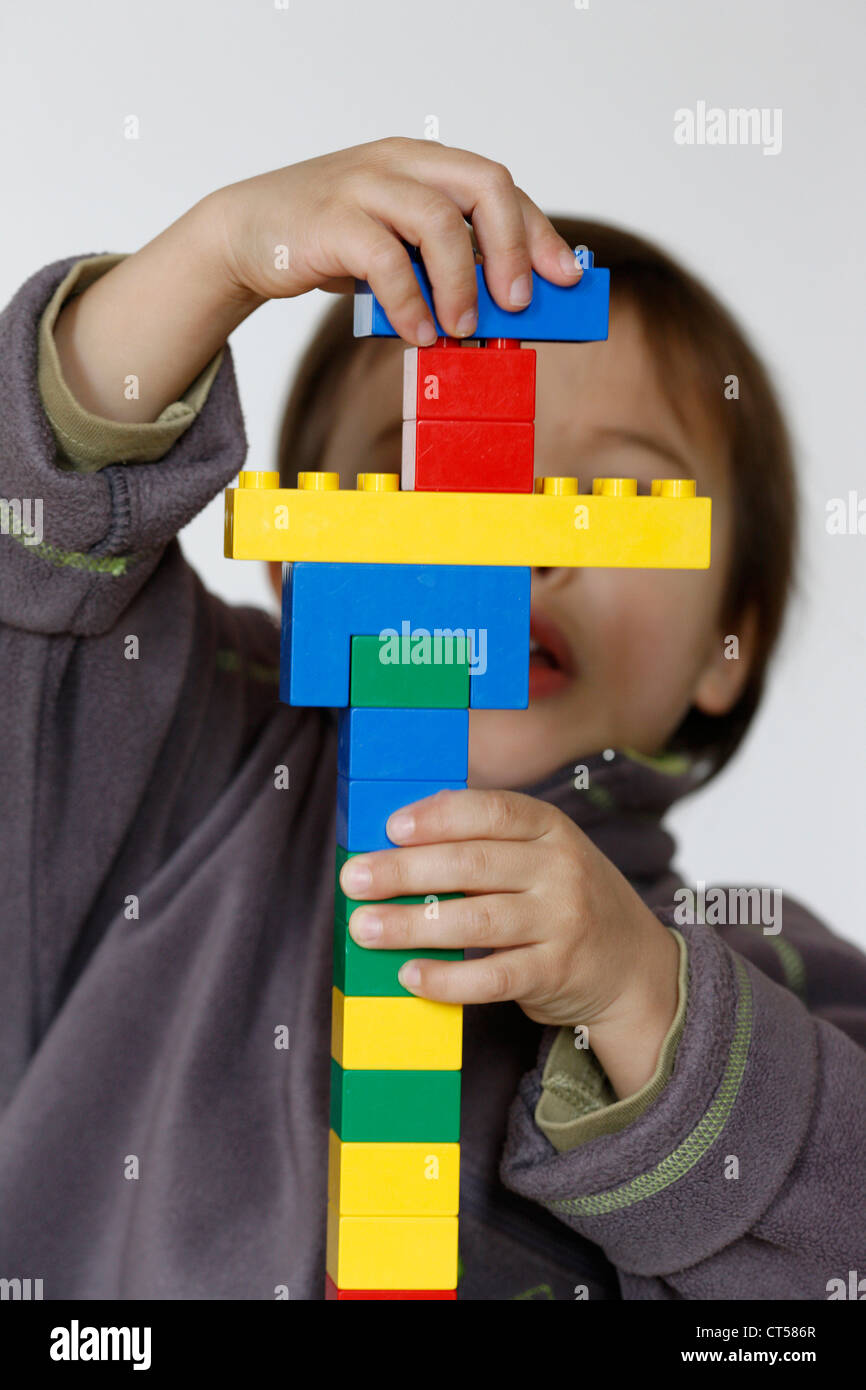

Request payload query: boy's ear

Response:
[693,605,758,716]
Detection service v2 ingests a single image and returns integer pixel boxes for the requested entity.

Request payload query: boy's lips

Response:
[528,610,575,699]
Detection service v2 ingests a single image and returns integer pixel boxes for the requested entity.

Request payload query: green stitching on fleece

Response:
[583,784,615,812]
[739,922,806,999]
[1,524,149,576]
[622,746,692,776]
[547,954,753,1217]
[216,649,280,685]
[765,933,806,998]
[575,747,693,812]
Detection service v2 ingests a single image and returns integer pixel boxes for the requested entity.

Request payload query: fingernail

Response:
[559,249,584,277]
[352,911,382,943]
[509,274,533,306]
[342,859,372,891]
[387,811,415,841]
[417,318,437,345]
[455,308,477,336]
[398,962,421,989]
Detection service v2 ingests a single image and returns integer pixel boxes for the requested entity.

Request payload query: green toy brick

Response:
[332,914,462,997]
[334,845,460,926]
[330,1059,462,1142]
[349,635,470,708]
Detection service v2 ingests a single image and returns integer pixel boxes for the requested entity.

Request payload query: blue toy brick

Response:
[354,262,609,343]
[280,562,529,710]
[338,708,469,781]
[337,776,467,851]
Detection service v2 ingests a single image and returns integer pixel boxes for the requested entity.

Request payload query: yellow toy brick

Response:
[326,1204,459,1290]
[224,473,711,569]
[328,1130,460,1215]
[331,988,462,1070]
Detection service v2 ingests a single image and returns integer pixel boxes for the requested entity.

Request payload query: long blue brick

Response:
[354,262,609,343]
[338,707,469,781]
[337,776,466,851]
[280,562,529,710]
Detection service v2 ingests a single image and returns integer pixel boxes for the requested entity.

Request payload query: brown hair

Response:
[275,218,798,779]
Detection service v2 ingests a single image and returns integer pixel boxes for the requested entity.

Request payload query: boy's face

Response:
[272,304,749,789]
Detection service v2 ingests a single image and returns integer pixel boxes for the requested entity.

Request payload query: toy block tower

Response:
[223,248,711,1300]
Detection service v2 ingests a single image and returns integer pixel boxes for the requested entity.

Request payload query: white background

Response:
[3,0,864,945]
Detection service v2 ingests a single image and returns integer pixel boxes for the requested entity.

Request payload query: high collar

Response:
[519,747,712,897]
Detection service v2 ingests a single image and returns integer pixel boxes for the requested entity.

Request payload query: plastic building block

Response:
[279,562,531,710]
[334,846,461,926]
[354,261,609,343]
[325,1275,456,1300]
[329,1060,461,1142]
[349,635,470,707]
[337,776,466,851]
[402,419,534,492]
[403,342,536,422]
[331,988,462,1070]
[326,1205,459,1290]
[337,707,469,780]
[227,480,711,570]
[328,1131,460,1215]
[333,912,462,997]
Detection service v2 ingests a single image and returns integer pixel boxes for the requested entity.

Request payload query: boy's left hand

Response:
[339,788,681,1097]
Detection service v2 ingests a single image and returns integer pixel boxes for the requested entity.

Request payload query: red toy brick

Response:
[402,419,535,492]
[403,341,536,423]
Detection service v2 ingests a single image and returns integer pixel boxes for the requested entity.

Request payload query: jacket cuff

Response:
[500,918,818,1275]
[37,254,225,472]
[535,928,689,1152]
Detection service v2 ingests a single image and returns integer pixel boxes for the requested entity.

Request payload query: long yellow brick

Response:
[224,483,711,568]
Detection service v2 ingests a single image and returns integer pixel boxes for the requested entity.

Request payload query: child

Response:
[0,137,863,1300]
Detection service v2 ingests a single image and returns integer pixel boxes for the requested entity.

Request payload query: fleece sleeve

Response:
[499,898,866,1298]
[0,254,295,1106]
[37,254,224,472]
[0,252,248,636]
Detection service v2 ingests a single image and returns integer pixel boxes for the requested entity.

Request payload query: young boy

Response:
[0,138,863,1299]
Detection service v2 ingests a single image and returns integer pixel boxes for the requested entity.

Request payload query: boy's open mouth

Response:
[528,611,574,699]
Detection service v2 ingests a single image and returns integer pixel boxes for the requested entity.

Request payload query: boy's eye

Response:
[573,428,697,494]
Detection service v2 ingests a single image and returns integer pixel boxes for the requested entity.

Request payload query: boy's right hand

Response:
[52,137,583,425]
[210,137,584,345]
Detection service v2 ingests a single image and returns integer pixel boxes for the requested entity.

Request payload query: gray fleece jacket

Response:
[1,253,864,1300]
